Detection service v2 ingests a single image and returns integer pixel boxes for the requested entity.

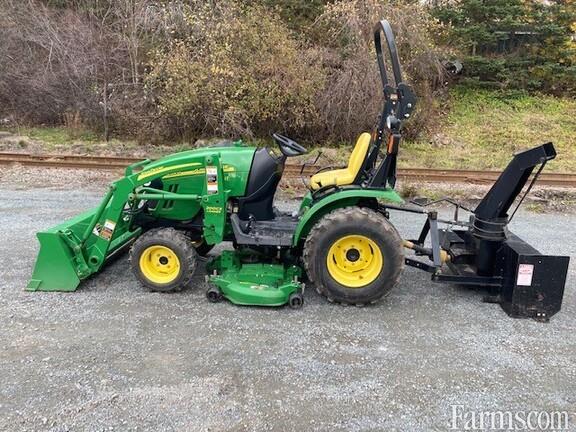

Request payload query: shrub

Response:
[0,1,453,144]
[0,0,156,140]
[146,2,325,140]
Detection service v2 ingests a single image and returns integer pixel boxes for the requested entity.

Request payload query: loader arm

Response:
[28,155,228,292]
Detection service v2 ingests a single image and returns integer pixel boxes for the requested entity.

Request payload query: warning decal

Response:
[517,264,534,286]
[100,219,116,241]
[206,166,218,194]
[92,223,102,237]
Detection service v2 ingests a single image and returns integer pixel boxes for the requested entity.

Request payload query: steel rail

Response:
[1,152,574,187]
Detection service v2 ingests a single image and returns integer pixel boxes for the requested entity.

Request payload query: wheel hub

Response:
[346,248,360,262]
[326,235,383,288]
[139,245,181,284]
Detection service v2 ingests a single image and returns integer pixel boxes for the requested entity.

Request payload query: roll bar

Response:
[364,20,417,189]
[373,19,416,125]
[374,19,402,87]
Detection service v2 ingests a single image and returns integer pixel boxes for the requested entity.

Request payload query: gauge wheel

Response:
[303,207,404,305]
[130,228,198,292]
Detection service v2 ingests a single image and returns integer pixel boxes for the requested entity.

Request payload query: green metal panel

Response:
[28,143,255,292]
[292,188,404,245]
[140,144,255,196]
[142,144,255,221]
[207,251,302,306]
[200,153,228,244]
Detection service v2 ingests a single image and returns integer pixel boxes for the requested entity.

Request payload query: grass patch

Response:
[0,125,143,153]
[400,86,576,172]
[4,126,100,146]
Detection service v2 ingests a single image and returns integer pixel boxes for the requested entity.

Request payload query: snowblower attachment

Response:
[403,142,570,321]
[27,161,150,292]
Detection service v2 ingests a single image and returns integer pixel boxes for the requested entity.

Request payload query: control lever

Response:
[300,151,323,188]
[300,151,323,175]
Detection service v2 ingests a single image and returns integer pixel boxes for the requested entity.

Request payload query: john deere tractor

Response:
[28,20,569,320]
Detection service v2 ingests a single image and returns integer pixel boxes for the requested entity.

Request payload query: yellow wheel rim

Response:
[326,235,383,288]
[139,245,181,284]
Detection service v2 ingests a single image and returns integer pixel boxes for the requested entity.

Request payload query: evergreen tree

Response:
[432,0,576,94]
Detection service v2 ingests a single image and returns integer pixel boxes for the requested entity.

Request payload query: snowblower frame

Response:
[395,142,569,322]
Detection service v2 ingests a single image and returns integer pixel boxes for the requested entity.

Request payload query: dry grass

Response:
[399,86,576,172]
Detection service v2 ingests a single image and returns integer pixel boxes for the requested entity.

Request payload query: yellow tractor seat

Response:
[310,132,371,190]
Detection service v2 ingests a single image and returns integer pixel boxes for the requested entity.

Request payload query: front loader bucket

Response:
[27,160,156,292]
[27,209,98,292]
[27,177,144,292]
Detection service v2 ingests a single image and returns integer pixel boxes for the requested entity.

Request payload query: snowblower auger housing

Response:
[28,19,569,320]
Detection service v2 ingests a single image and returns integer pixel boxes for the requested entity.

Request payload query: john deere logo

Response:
[206,207,222,214]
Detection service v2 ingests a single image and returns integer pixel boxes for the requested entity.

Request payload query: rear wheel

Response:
[130,228,198,292]
[303,207,403,305]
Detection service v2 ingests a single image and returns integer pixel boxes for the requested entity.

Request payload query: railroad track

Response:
[1,152,575,188]
[0,152,136,169]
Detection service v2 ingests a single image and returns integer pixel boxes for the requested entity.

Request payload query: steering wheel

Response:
[272,133,307,157]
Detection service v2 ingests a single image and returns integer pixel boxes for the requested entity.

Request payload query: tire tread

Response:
[129,227,198,292]
[303,207,404,305]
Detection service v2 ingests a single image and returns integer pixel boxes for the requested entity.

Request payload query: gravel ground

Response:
[0,186,575,432]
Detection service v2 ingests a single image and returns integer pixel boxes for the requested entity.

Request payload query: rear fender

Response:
[292,188,403,246]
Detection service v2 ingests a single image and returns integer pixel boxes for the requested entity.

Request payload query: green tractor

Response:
[27,20,570,320]
[28,20,411,308]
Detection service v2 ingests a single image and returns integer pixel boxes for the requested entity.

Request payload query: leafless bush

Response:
[0,0,446,144]
[312,0,446,142]
[0,0,160,139]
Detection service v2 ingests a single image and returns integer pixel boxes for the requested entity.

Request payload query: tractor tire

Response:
[303,207,404,305]
[129,228,198,293]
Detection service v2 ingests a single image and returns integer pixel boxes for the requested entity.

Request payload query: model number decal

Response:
[205,206,222,214]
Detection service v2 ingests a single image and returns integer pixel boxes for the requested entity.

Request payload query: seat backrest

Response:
[348,133,372,177]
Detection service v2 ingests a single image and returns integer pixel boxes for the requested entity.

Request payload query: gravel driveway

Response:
[0,186,574,431]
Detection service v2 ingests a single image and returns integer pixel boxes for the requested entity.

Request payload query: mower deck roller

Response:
[27,19,569,320]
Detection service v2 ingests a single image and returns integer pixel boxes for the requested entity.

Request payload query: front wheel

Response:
[303,207,404,305]
[130,228,198,292]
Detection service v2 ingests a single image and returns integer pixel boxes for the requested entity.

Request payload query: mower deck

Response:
[206,250,304,307]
